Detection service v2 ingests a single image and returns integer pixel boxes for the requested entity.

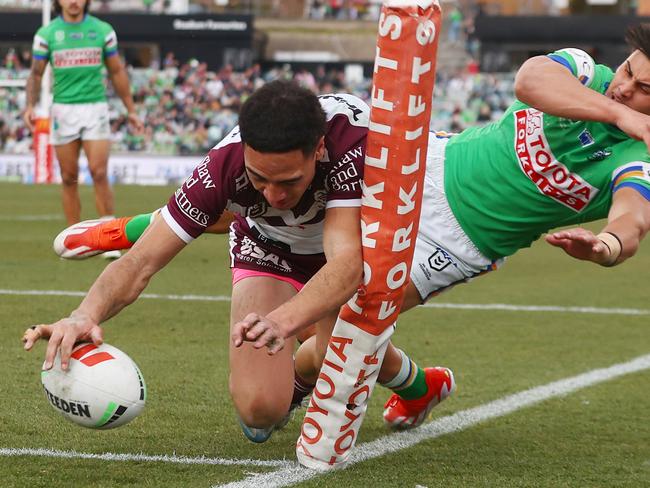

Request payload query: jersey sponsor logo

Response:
[174,188,210,227]
[330,146,363,191]
[578,129,594,147]
[184,156,215,190]
[53,47,102,68]
[238,235,292,272]
[588,148,612,161]
[514,109,598,211]
[69,32,84,40]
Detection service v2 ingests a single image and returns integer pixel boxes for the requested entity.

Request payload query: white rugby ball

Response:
[41,342,146,429]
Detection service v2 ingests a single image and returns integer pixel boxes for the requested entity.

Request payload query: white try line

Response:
[2,288,649,316]
[0,447,290,468]
[215,352,650,488]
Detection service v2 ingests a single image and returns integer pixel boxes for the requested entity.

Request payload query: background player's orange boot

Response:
[53,217,133,259]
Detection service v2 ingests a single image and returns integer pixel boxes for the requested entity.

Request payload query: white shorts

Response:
[51,102,111,145]
[410,136,505,301]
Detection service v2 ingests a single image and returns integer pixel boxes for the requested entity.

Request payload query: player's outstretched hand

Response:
[22,312,104,371]
[545,228,610,264]
[231,312,285,355]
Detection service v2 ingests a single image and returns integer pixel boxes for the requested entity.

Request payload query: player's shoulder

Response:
[36,17,63,37]
[86,14,115,32]
[547,48,612,90]
[318,93,369,128]
[205,126,245,173]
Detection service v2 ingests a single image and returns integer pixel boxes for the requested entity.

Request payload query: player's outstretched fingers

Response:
[22,324,52,351]
[43,328,64,371]
[59,329,80,371]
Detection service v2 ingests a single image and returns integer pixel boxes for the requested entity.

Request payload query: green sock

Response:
[394,366,427,400]
[381,348,428,400]
[124,213,154,243]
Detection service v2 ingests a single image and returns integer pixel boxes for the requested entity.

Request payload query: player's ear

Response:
[315,136,325,160]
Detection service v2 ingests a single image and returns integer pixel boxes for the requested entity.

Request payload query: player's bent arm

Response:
[105,55,138,117]
[515,56,626,126]
[268,206,363,338]
[598,187,650,264]
[30,218,187,370]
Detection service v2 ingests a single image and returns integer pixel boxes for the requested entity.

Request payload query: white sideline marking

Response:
[0,214,62,221]
[0,447,290,468]
[1,289,649,316]
[215,353,650,488]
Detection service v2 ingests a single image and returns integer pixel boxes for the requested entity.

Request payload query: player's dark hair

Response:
[238,80,327,156]
[53,0,91,16]
[625,23,650,59]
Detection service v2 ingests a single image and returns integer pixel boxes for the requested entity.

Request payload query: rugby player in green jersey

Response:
[24,25,650,438]
[23,0,143,229]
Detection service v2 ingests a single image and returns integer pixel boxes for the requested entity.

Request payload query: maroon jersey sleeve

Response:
[162,139,244,242]
[320,96,369,208]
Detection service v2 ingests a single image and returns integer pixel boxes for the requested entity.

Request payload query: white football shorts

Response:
[410,135,505,302]
[51,101,111,145]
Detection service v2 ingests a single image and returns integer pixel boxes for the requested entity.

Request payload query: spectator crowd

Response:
[0,52,514,156]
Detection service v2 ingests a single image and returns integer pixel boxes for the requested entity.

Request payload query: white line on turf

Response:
[0,447,290,468]
[0,215,62,221]
[214,353,650,488]
[1,289,649,316]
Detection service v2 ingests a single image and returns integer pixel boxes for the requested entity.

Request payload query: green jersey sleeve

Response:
[547,48,613,95]
[102,24,118,58]
[611,161,650,201]
[32,25,50,61]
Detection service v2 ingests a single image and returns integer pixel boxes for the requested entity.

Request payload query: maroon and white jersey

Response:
[161,94,369,255]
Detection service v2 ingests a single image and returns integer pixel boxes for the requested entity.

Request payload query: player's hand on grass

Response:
[231,312,285,355]
[545,228,611,264]
[22,106,35,132]
[22,312,104,371]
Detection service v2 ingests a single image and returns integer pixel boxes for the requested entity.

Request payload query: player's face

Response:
[607,50,650,115]
[243,138,324,210]
[59,0,86,19]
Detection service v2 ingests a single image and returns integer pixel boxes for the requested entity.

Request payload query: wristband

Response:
[596,232,622,266]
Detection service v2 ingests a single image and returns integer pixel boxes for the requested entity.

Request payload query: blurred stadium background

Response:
[2,3,650,487]
[0,0,644,183]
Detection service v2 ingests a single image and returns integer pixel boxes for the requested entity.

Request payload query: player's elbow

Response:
[342,250,364,292]
[514,56,548,102]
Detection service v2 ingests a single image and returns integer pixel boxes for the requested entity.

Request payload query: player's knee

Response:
[233,393,288,428]
[89,166,108,183]
[60,172,78,187]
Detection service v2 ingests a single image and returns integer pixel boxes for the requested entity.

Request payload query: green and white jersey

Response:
[32,15,118,104]
[444,48,650,260]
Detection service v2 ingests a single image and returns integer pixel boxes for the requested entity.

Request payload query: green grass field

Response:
[1,182,649,487]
